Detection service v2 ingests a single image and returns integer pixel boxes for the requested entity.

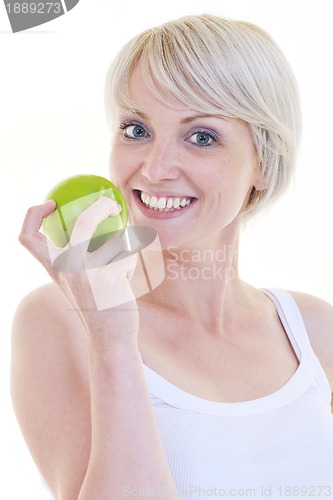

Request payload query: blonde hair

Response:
[105,14,302,217]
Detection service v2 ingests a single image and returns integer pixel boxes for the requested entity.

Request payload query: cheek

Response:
[226,147,258,189]
[109,150,119,182]
[109,146,133,186]
[208,155,257,220]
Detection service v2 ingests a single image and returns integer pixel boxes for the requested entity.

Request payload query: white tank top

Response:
[143,288,333,499]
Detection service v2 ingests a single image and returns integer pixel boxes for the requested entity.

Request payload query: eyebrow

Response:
[120,105,147,119]
[120,107,227,124]
[180,113,227,124]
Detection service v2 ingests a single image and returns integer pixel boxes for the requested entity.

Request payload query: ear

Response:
[253,162,268,191]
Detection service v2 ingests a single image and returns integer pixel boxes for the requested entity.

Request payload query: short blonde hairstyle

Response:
[105,14,302,218]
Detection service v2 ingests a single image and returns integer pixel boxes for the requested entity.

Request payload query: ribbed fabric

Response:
[143,288,333,499]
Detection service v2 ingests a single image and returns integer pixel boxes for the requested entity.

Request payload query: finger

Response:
[51,242,87,273]
[19,200,58,264]
[86,236,126,268]
[70,196,122,249]
[53,236,127,273]
[19,199,56,244]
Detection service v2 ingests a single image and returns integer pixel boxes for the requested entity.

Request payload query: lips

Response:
[137,190,196,212]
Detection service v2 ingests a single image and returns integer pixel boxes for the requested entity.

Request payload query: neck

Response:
[143,226,244,336]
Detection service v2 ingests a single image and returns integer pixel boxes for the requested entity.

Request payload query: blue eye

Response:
[120,121,150,139]
[187,130,216,147]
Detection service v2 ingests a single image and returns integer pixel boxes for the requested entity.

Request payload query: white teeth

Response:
[173,198,180,209]
[157,197,166,209]
[139,191,193,211]
[149,196,158,208]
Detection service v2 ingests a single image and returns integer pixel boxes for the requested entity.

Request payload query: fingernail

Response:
[43,199,56,207]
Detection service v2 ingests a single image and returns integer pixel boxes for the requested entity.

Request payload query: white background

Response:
[1,0,332,497]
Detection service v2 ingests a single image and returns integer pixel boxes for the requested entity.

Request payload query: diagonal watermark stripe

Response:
[47,226,166,311]
[3,0,80,33]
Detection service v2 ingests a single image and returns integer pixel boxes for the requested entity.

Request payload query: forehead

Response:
[124,64,188,113]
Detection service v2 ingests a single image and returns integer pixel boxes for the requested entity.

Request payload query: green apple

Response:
[42,174,128,252]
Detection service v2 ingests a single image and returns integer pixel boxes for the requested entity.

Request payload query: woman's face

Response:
[110,65,263,250]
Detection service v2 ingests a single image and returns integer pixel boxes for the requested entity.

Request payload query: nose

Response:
[141,140,181,183]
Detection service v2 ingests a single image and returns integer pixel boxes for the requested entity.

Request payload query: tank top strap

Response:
[262,288,332,403]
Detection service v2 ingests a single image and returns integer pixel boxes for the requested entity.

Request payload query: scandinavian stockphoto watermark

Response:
[121,484,333,497]
[122,485,257,497]
[46,226,165,311]
[3,0,80,32]
[166,245,237,282]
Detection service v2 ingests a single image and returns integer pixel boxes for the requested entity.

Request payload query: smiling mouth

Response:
[134,190,196,212]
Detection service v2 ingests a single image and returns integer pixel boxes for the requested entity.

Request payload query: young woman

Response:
[12,14,333,500]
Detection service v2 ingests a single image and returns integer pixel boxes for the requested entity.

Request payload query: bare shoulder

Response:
[288,290,333,388]
[12,282,89,377]
[14,281,70,324]
[11,283,91,499]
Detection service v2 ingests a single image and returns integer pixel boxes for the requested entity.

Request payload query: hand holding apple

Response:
[42,174,128,251]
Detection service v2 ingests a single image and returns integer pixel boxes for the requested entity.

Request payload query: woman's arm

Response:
[80,335,176,500]
[12,200,178,500]
[11,285,92,498]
